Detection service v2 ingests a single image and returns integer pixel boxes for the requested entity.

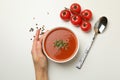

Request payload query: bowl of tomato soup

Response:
[43,27,79,63]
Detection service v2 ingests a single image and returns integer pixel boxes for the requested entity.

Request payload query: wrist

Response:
[35,68,48,80]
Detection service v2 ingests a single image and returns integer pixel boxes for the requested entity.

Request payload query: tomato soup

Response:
[43,27,78,62]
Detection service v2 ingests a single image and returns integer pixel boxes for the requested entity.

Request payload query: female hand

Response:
[31,29,48,80]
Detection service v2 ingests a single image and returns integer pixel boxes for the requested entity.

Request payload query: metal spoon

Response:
[76,16,108,69]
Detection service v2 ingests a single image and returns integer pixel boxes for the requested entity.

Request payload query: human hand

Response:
[31,29,48,80]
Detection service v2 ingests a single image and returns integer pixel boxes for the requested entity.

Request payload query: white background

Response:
[0,0,120,80]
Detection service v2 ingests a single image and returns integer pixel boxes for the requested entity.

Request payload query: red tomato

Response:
[70,3,81,15]
[81,9,92,21]
[80,21,91,32]
[60,9,71,21]
[70,15,82,26]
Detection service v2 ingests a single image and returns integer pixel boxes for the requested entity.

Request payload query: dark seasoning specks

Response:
[29,12,50,40]
[29,17,46,40]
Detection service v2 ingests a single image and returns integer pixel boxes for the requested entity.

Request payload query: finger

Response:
[32,29,40,55]
[37,35,44,56]
[33,29,40,47]
[34,29,40,41]
[38,35,44,50]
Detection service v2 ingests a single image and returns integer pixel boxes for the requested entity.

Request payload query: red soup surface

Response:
[44,27,78,61]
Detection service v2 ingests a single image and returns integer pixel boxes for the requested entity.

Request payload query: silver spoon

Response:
[76,16,108,69]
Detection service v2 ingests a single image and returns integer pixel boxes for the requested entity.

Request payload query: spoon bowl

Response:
[94,16,108,34]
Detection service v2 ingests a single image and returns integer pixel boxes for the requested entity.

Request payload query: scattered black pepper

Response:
[43,25,45,27]
[47,12,49,15]
[36,23,38,26]
[41,25,45,31]
[29,28,34,32]
[40,32,44,35]
[36,27,38,29]
[29,22,46,40]
[33,17,35,20]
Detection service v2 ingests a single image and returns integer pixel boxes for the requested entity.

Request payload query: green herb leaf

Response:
[54,40,68,50]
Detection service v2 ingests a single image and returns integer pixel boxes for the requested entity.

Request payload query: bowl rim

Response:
[42,27,79,63]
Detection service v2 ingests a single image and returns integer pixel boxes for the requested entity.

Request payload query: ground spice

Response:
[40,32,44,35]
[29,28,34,32]
[41,25,45,31]
[36,24,38,26]
[33,17,35,20]
[36,27,38,29]
[29,23,46,40]
[47,12,49,15]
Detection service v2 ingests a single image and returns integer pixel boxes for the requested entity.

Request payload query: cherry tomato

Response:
[80,21,91,32]
[70,3,81,15]
[81,9,92,21]
[70,15,82,26]
[60,9,71,21]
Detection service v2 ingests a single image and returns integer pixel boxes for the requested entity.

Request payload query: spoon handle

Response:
[76,33,97,69]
